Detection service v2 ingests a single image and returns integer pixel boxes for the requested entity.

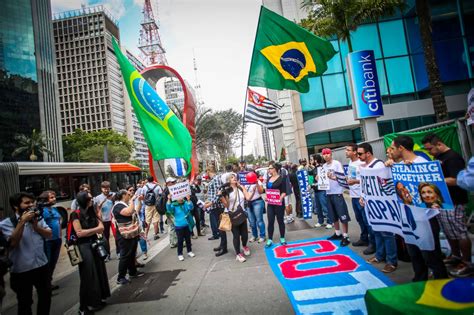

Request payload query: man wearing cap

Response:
[321,148,351,247]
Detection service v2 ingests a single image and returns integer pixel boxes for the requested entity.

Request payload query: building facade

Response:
[164,77,185,110]
[0,0,63,162]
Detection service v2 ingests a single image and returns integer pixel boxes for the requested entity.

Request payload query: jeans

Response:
[231,220,248,254]
[210,209,220,238]
[247,199,265,238]
[267,204,285,240]
[10,264,51,315]
[351,198,368,243]
[192,208,201,235]
[314,191,331,224]
[159,215,165,233]
[374,232,397,265]
[118,237,138,279]
[45,238,62,280]
[360,204,375,246]
[176,227,192,255]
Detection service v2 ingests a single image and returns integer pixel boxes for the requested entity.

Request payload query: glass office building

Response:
[0,0,63,162]
[301,0,474,153]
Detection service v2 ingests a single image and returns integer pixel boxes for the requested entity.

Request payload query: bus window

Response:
[48,175,71,201]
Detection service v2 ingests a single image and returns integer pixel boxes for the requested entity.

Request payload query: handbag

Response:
[218,212,232,231]
[229,189,247,226]
[65,210,83,266]
[113,203,140,239]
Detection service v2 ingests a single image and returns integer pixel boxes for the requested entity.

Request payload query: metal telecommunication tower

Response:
[138,0,167,66]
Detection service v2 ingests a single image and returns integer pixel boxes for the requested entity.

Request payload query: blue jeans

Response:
[210,209,220,238]
[247,198,266,238]
[314,191,331,224]
[351,198,369,243]
[45,238,62,278]
[374,232,397,265]
[360,203,375,246]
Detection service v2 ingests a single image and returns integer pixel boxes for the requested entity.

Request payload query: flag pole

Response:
[241,5,264,161]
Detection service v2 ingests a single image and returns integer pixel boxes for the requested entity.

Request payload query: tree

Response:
[63,129,134,162]
[12,129,53,161]
[300,0,448,122]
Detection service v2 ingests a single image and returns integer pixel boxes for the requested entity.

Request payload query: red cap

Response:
[322,148,332,155]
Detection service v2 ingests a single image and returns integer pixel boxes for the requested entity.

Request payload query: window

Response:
[351,24,382,59]
[325,40,342,74]
[301,77,325,111]
[385,57,415,95]
[322,74,348,108]
[379,20,408,57]
[434,38,469,82]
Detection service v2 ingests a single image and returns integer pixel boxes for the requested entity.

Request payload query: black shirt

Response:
[112,203,132,224]
[438,149,468,205]
[70,207,99,243]
[289,172,300,196]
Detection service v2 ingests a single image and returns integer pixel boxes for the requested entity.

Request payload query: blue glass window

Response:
[376,60,389,96]
[434,38,469,82]
[405,18,423,54]
[379,20,408,57]
[411,53,429,91]
[306,132,330,146]
[300,77,325,111]
[432,16,461,41]
[322,74,348,108]
[339,40,350,70]
[325,40,342,74]
[351,24,382,59]
[385,57,415,95]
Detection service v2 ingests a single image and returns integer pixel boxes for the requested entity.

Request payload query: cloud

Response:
[51,0,90,13]
[51,0,126,20]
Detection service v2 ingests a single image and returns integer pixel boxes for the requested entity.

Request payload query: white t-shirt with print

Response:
[348,159,363,198]
[245,181,264,201]
[322,159,344,195]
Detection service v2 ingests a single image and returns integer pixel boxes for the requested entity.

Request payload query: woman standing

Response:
[244,172,266,243]
[112,190,144,285]
[38,190,62,290]
[71,191,110,314]
[221,174,251,262]
[265,163,288,248]
[166,194,196,261]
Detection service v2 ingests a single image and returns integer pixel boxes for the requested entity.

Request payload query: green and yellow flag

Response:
[112,40,192,175]
[248,6,336,93]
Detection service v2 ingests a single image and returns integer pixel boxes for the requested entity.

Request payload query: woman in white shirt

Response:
[221,174,251,263]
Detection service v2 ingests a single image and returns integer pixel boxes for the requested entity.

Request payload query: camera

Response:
[91,238,108,260]
[27,201,48,220]
[218,183,234,198]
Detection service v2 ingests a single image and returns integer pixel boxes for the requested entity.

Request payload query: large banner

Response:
[360,167,435,250]
[391,161,454,211]
[297,170,313,219]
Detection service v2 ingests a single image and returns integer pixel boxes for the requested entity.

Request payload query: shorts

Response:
[145,205,160,225]
[326,194,351,224]
[437,205,469,240]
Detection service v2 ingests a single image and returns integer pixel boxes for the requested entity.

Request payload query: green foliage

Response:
[300,0,405,51]
[226,156,239,165]
[12,129,53,161]
[63,129,134,162]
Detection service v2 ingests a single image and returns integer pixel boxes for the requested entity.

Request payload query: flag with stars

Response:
[112,39,192,175]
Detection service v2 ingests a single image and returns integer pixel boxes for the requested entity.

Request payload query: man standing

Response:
[0,192,52,314]
[143,176,163,241]
[389,135,448,281]
[422,133,473,277]
[321,148,351,246]
[205,168,228,256]
[345,144,368,248]
[94,181,115,260]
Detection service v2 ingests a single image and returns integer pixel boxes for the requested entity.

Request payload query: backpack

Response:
[156,187,169,215]
[144,184,158,206]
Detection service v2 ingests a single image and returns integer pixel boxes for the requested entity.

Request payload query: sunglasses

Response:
[357,152,365,156]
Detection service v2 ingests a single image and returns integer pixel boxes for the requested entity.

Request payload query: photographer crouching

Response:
[0,192,52,315]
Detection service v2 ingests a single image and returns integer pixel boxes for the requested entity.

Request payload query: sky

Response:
[51,0,263,156]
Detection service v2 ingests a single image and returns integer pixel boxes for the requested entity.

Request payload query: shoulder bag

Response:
[65,210,83,266]
[218,212,232,232]
[228,189,247,226]
[113,202,140,239]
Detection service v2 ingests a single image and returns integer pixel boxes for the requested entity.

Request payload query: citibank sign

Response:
[347,50,384,119]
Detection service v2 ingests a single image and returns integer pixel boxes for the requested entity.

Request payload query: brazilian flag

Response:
[248,6,336,93]
[365,278,474,314]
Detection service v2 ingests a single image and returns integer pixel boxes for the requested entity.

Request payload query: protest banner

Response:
[335,170,349,189]
[317,167,329,190]
[237,171,249,185]
[266,188,282,205]
[297,170,313,219]
[169,182,191,201]
[391,161,454,211]
[466,88,474,125]
[360,167,435,250]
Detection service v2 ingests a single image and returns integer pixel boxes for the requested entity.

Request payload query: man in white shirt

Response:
[321,148,351,246]
[345,144,368,248]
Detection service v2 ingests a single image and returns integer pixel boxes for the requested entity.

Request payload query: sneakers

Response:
[243,246,251,256]
[449,264,474,278]
[187,252,196,258]
[257,237,266,243]
[249,237,257,243]
[327,233,343,240]
[363,244,376,255]
[265,240,273,248]
[178,255,185,261]
[325,224,333,229]
[382,264,397,273]
[280,238,287,245]
[340,237,350,247]
[314,223,322,228]
[143,253,148,260]
[352,239,368,247]
[130,271,145,278]
[153,234,160,240]
[236,253,247,263]
[116,277,130,285]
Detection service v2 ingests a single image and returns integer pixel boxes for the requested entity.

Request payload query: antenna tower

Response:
[192,50,204,106]
[138,0,167,66]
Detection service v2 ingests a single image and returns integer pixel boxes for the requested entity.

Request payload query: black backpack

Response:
[144,184,158,206]
[156,187,169,215]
